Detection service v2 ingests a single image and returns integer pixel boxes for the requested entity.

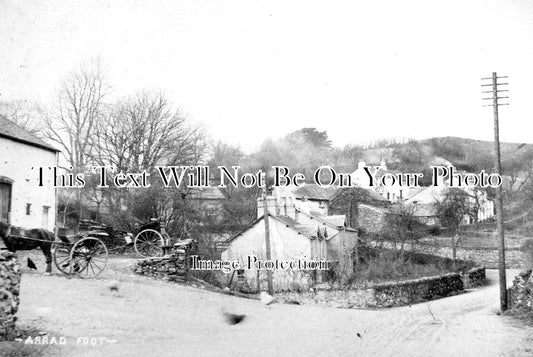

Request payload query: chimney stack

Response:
[257,196,278,218]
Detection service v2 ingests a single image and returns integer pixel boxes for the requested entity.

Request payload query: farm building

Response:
[0,115,59,230]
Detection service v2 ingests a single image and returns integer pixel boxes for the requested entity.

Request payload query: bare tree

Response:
[0,100,44,134]
[208,141,245,197]
[435,189,476,267]
[92,90,205,172]
[91,90,208,230]
[380,204,424,259]
[43,58,109,172]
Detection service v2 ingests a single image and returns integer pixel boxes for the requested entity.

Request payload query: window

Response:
[236,269,245,280]
[26,203,31,215]
[42,206,50,230]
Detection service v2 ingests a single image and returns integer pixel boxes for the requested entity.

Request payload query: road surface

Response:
[5,253,533,357]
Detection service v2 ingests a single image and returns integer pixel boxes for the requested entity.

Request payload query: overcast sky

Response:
[1,0,532,152]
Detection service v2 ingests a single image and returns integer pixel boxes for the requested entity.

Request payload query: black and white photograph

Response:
[1,1,533,356]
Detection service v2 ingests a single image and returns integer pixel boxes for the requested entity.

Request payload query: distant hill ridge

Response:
[355,136,533,176]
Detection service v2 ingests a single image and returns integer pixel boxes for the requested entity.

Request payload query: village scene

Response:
[2,1,533,356]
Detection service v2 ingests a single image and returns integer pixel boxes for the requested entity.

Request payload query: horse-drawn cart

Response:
[53,234,108,278]
[133,219,197,258]
[0,223,108,278]
[0,218,196,278]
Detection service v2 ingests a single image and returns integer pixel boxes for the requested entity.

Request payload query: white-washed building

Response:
[351,159,413,203]
[221,196,358,292]
[0,115,59,230]
[404,185,495,225]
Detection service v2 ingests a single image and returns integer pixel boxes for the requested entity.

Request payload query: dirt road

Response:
[5,252,533,357]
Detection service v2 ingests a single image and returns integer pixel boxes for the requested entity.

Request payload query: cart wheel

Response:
[53,243,75,275]
[69,237,108,278]
[134,229,165,258]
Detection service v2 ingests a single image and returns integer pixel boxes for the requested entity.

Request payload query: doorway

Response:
[0,181,12,223]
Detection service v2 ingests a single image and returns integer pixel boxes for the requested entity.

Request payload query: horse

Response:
[0,221,55,273]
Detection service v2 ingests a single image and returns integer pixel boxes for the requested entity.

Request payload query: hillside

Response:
[358,136,533,173]
[355,136,533,235]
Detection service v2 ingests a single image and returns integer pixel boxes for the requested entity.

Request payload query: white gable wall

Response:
[0,137,56,230]
[223,217,312,261]
[222,217,317,291]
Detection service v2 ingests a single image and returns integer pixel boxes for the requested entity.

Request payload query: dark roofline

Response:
[269,214,341,241]
[226,214,316,243]
[294,208,357,231]
[0,132,59,153]
[225,211,353,244]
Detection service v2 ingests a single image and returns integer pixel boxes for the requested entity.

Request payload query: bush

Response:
[353,251,448,284]
[522,239,533,269]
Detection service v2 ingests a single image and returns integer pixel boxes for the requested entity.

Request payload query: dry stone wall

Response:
[369,240,525,269]
[0,251,21,341]
[135,254,189,282]
[277,268,485,308]
[508,269,532,314]
[372,273,463,307]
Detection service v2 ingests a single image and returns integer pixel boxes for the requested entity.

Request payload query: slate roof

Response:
[226,213,341,244]
[292,184,339,200]
[411,203,438,217]
[320,215,346,227]
[0,115,58,152]
[274,215,321,239]
[403,187,426,200]
[290,184,388,203]
[358,203,390,215]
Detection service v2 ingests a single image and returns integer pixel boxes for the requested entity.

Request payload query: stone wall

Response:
[0,251,21,341]
[277,287,376,308]
[135,254,189,282]
[463,267,486,289]
[358,204,387,234]
[372,273,463,307]
[369,240,525,269]
[328,187,390,228]
[277,268,486,308]
[508,269,532,314]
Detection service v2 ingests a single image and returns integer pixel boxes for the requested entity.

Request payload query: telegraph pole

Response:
[482,72,509,311]
[262,185,274,295]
